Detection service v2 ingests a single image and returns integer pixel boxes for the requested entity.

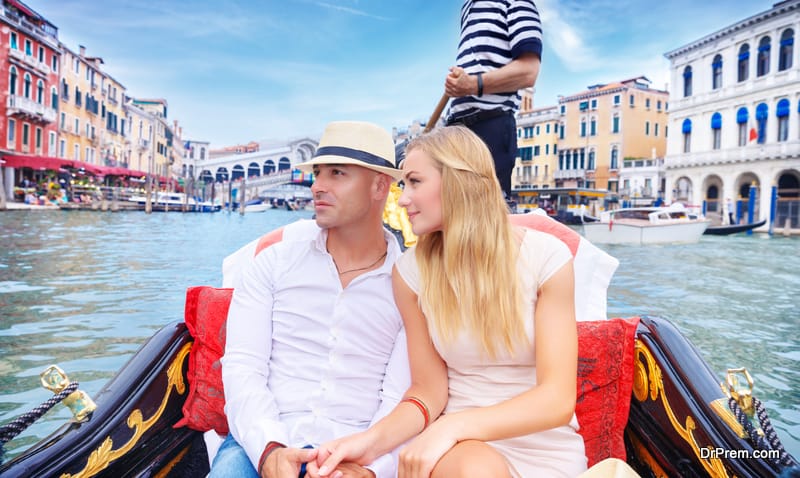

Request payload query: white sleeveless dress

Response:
[396,229,588,477]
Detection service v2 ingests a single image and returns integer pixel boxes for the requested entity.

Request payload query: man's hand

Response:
[260,447,318,478]
[445,66,478,98]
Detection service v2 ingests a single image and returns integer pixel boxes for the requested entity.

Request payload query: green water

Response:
[0,210,797,460]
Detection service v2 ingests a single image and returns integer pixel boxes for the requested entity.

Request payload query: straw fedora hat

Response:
[297,121,401,179]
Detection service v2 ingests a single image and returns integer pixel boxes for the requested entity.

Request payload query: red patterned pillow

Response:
[575,317,639,467]
[174,286,233,435]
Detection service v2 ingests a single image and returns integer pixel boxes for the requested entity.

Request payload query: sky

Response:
[25,0,775,148]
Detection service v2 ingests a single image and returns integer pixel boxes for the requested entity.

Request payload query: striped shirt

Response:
[448,0,543,121]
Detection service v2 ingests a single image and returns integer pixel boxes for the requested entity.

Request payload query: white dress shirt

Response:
[222,225,409,477]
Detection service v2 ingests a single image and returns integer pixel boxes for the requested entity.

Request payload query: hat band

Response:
[314,146,395,170]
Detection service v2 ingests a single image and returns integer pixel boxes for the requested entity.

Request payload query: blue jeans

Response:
[209,434,311,478]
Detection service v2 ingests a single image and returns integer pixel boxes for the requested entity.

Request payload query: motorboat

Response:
[0,216,797,478]
[581,205,711,245]
[127,192,221,212]
[242,198,273,213]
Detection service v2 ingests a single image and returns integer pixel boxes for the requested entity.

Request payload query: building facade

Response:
[664,0,800,231]
[513,105,559,191]
[131,98,171,178]
[556,76,669,193]
[0,0,59,158]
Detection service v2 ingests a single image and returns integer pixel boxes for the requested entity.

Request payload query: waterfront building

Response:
[58,45,122,166]
[183,139,210,179]
[664,0,800,232]
[556,76,669,193]
[123,99,156,174]
[618,157,666,207]
[130,98,171,178]
[100,69,126,169]
[0,0,59,158]
[513,105,559,192]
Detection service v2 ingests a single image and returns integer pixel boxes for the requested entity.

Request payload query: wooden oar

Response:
[424,93,449,133]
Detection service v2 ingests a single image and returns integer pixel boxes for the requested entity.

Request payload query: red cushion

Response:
[575,317,639,467]
[174,286,233,435]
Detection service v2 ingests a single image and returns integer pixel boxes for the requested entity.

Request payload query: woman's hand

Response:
[398,415,460,478]
[312,431,375,477]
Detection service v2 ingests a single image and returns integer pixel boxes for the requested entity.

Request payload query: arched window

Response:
[779,29,794,71]
[36,79,44,104]
[9,66,17,95]
[682,118,692,153]
[683,66,693,97]
[50,86,58,107]
[737,107,749,146]
[23,73,31,98]
[757,36,771,77]
[738,44,750,82]
[712,54,723,89]
[776,98,790,142]
[755,103,768,144]
[711,112,722,150]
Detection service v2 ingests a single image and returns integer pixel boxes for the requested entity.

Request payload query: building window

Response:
[777,98,790,142]
[560,104,566,115]
[613,94,620,105]
[779,29,794,71]
[629,94,635,106]
[645,121,650,136]
[610,147,619,169]
[73,143,79,160]
[646,98,651,109]
[23,73,31,98]
[51,55,58,72]
[612,114,620,133]
[591,99,597,109]
[7,119,15,147]
[590,117,596,136]
[580,119,586,137]
[59,139,66,157]
[712,54,723,89]
[738,44,750,82]
[49,131,56,156]
[682,118,692,153]
[60,112,66,130]
[10,32,17,49]
[35,127,42,151]
[737,107,749,146]
[24,39,32,56]
[22,123,29,147]
[757,36,771,77]
[559,123,565,139]
[75,118,79,134]
[9,66,17,96]
[756,103,768,144]
[588,151,595,170]
[36,80,44,104]
[51,86,58,107]
[683,66,692,97]
[711,112,722,150]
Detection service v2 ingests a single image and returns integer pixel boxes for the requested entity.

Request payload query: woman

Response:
[311,126,587,478]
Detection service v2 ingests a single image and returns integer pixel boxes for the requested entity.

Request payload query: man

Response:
[444,0,543,199]
[210,121,410,478]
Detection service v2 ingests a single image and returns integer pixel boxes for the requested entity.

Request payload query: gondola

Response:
[704,219,768,235]
[1,215,798,478]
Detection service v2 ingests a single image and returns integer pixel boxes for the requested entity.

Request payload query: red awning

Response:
[2,154,72,171]
[71,160,104,175]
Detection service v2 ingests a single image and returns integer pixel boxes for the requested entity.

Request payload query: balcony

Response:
[137,138,150,150]
[8,46,23,61]
[7,95,56,123]
[2,6,59,49]
[554,169,586,180]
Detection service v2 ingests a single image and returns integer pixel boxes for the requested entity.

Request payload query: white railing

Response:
[7,95,56,123]
[554,169,586,179]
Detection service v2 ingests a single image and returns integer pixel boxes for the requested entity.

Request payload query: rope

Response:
[0,381,79,457]
[728,397,796,469]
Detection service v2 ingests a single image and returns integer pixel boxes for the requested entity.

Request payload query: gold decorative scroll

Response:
[60,342,192,478]
[633,340,729,478]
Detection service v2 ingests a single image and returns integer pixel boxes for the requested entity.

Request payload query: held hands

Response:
[310,431,376,478]
[260,446,317,478]
[445,66,479,98]
[398,416,459,478]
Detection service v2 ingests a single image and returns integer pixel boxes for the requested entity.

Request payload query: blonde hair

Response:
[405,126,525,358]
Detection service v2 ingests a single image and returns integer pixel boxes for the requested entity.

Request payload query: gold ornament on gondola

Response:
[40,365,97,422]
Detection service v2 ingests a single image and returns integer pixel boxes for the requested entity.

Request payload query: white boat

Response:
[127,192,221,212]
[244,201,273,213]
[580,205,710,245]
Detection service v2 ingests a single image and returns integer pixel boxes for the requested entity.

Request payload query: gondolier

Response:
[444,0,542,200]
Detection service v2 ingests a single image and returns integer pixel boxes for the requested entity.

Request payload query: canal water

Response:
[0,209,798,460]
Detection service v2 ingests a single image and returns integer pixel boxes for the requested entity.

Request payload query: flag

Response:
[749,127,758,143]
